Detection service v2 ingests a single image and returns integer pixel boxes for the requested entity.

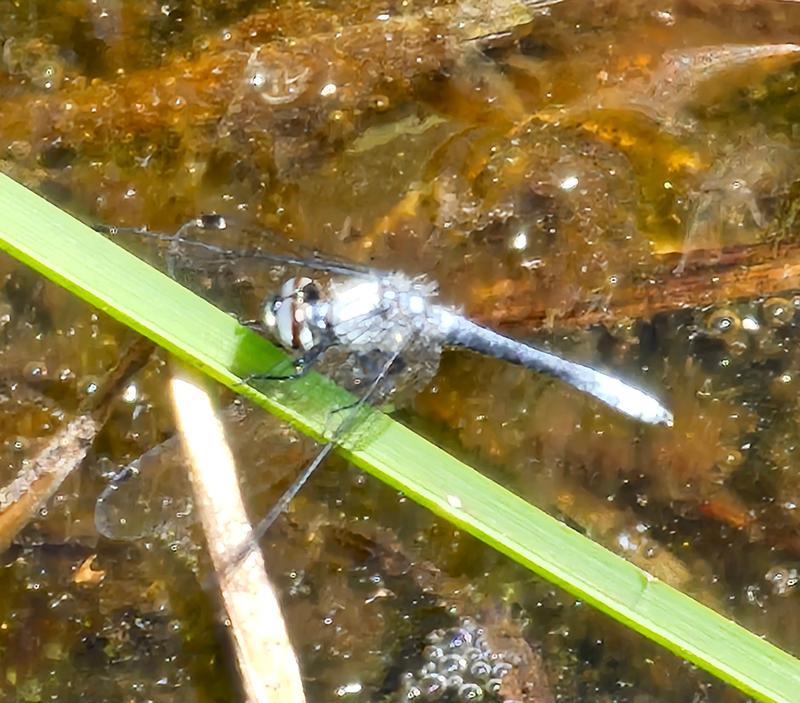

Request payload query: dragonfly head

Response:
[262,276,323,352]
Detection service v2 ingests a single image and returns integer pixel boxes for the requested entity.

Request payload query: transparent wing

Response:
[95,214,393,330]
[96,215,382,282]
[94,401,319,541]
[98,355,427,566]
[93,344,409,547]
[200,217,380,278]
[94,435,192,541]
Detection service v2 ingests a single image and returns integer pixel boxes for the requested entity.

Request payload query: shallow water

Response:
[2,0,800,701]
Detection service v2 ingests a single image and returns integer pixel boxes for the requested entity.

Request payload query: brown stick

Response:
[466,241,800,331]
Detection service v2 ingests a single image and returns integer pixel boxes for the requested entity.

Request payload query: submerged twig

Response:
[0,338,154,552]
[469,241,800,331]
[0,415,97,553]
[168,365,306,703]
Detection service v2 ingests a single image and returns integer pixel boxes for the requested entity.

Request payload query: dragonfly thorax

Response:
[327,273,439,354]
[262,272,441,355]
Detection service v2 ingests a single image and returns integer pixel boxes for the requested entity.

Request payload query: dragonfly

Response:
[94,214,673,559]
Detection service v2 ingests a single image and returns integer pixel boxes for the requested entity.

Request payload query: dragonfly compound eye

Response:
[299,281,321,303]
[263,276,317,351]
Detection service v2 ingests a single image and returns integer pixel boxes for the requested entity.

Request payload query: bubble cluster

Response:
[699,297,800,361]
[397,617,521,702]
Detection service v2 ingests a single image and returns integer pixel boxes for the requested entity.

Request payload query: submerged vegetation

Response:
[2,0,800,701]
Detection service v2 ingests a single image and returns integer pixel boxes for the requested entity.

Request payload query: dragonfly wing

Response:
[94,435,193,541]
[231,219,379,277]
[94,401,319,542]
[97,215,384,281]
[221,333,422,573]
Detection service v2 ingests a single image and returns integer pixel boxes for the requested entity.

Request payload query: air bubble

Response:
[462,646,482,662]
[371,94,390,110]
[444,627,473,649]
[80,376,100,397]
[718,447,743,471]
[706,308,741,336]
[439,653,467,674]
[473,635,489,653]
[765,566,799,596]
[56,366,75,383]
[405,685,423,700]
[426,629,445,644]
[422,644,444,661]
[445,674,464,691]
[492,661,513,678]
[32,59,64,91]
[418,673,447,700]
[762,297,794,327]
[468,660,492,680]
[457,683,484,701]
[23,361,48,382]
[486,678,503,694]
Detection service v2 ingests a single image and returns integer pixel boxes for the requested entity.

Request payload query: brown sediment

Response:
[467,240,800,331]
[0,1,545,187]
[0,14,451,214]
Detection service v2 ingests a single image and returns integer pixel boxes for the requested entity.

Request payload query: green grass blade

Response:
[0,172,798,702]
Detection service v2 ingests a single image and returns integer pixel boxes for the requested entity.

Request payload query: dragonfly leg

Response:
[245,368,307,383]
[330,397,360,415]
[241,345,327,384]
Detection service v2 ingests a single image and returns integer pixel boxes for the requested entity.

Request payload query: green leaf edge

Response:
[0,172,797,702]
